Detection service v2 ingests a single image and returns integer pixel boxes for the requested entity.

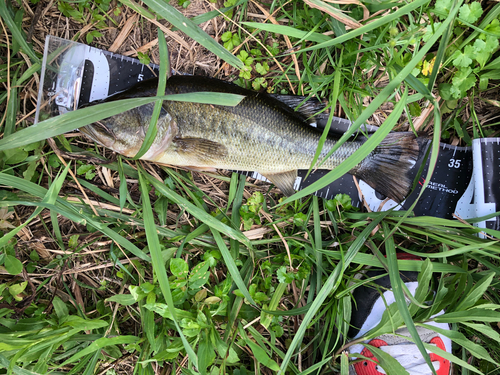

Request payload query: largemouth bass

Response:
[80,75,422,203]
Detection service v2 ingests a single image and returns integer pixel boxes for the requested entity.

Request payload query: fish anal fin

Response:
[263,170,298,196]
[174,137,228,163]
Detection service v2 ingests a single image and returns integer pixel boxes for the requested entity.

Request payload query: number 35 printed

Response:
[448,159,461,168]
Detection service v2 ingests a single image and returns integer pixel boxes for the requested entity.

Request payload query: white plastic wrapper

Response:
[35,35,159,123]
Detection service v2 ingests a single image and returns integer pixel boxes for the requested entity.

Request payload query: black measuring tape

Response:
[37,36,497,229]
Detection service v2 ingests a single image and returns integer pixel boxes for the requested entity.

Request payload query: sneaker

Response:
[347,256,452,375]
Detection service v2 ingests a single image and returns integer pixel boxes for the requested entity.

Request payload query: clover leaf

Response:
[452,49,472,68]
[459,2,483,24]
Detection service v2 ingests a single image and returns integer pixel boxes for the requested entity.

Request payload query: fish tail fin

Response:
[353,132,427,203]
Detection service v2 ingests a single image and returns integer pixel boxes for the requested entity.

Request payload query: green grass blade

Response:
[141,0,244,69]
[297,0,431,53]
[117,0,155,18]
[383,102,444,242]
[454,272,495,311]
[245,324,301,374]
[116,157,128,211]
[281,87,408,204]
[305,0,361,29]
[0,163,70,249]
[0,1,39,63]
[0,353,41,375]
[81,352,100,375]
[261,303,313,316]
[4,77,18,137]
[313,196,323,293]
[138,168,199,368]
[176,224,209,258]
[261,282,287,327]
[400,241,498,258]
[18,63,40,86]
[461,322,500,342]
[244,339,280,372]
[190,0,247,25]
[210,228,256,305]
[224,258,253,341]
[281,14,455,204]
[383,221,436,375]
[227,172,238,209]
[134,28,169,160]
[0,173,151,262]
[143,172,253,249]
[0,92,244,152]
[423,342,483,374]
[50,209,65,252]
[426,11,453,91]
[306,60,342,178]
[340,351,349,375]
[483,54,500,70]
[109,244,137,282]
[279,213,388,373]
[368,346,409,375]
[241,22,331,43]
[230,173,247,259]
[409,259,433,316]
[8,342,30,375]
[58,336,139,368]
[394,65,433,100]
[419,323,498,366]
[435,309,500,323]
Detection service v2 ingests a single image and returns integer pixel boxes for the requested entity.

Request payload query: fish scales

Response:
[160,95,360,173]
[79,75,424,202]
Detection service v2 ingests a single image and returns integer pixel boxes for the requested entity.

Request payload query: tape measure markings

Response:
[38,36,500,231]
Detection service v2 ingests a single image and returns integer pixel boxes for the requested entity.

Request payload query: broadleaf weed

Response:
[1,0,500,373]
[430,0,500,99]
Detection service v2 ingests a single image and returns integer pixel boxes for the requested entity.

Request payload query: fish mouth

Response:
[79,122,116,149]
[79,117,175,160]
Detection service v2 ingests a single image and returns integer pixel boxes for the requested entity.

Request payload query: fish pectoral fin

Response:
[174,137,228,163]
[263,170,298,196]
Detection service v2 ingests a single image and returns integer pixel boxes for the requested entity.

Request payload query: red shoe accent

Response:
[430,336,450,375]
[353,337,450,375]
[396,252,421,261]
[353,339,387,375]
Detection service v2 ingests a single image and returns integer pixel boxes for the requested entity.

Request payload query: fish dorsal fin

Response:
[269,94,327,124]
[263,170,298,196]
[174,137,228,163]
